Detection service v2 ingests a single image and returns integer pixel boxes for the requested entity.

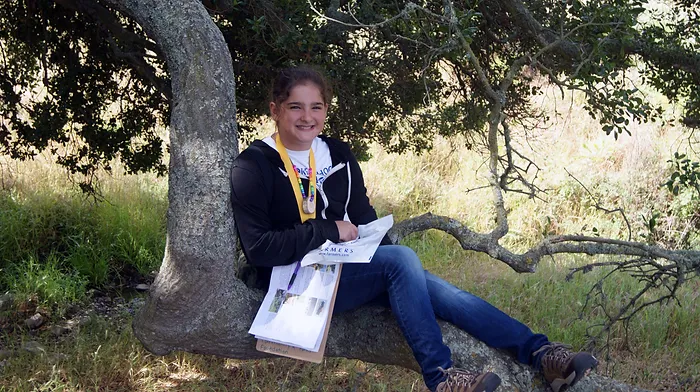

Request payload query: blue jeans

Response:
[333,245,550,391]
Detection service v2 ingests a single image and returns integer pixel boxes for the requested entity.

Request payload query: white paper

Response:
[300,214,393,267]
[249,216,392,351]
[248,261,340,351]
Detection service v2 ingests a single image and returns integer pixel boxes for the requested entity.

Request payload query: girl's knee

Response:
[377,245,423,275]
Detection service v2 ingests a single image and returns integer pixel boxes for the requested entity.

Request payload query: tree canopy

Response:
[2,0,698,183]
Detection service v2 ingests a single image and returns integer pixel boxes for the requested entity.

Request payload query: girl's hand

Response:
[335,221,359,242]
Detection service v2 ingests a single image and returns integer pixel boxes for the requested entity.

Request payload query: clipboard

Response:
[256,264,342,363]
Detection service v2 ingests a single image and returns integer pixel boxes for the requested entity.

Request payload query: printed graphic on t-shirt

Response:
[294,165,333,184]
[264,136,334,184]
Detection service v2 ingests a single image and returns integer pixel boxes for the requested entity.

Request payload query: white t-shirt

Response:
[263,136,333,184]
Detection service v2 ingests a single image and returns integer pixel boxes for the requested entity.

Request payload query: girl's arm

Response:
[231,150,340,267]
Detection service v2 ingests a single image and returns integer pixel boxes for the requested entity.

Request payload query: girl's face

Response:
[270,82,328,151]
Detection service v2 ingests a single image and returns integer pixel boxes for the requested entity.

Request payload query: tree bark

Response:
[389,213,700,274]
[102,1,653,390]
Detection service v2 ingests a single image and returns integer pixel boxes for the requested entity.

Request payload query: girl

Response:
[231,66,597,392]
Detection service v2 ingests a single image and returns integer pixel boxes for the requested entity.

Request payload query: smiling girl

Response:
[231,66,596,392]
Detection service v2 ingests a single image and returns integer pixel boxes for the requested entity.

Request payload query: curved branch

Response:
[497,0,700,84]
[495,0,582,63]
[388,213,700,273]
[57,0,172,100]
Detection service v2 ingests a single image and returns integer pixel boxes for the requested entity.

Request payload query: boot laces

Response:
[437,366,478,390]
[533,343,573,374]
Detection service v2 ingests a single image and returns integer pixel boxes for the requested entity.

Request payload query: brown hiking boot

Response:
[435,366,501,392]
[533,343,598,392]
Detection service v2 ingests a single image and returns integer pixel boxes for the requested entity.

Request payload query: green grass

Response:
[1,254,88,313]
[400,230,700,390]
[0,162,166,292]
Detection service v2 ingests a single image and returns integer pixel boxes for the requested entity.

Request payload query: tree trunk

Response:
[103,1,652,390]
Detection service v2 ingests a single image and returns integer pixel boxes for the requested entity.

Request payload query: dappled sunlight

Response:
[165,369,209,382]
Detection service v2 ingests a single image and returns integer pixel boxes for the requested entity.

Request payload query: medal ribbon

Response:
[275,133,316,222]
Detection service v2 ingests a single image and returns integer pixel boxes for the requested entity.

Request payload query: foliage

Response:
[664,152,700,196]
[202,0,700,157]
[0,0,168,192]
[1,0,698,176]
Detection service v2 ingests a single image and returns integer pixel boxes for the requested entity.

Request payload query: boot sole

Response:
[550,353,598,392]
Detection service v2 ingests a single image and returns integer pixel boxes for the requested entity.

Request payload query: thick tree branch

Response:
[485,104,510,240]
[439,0,512,241]
[57,0,159,52]
[626,40,700,84]
[56,0,172,100]
[389,213,700,273]
[496,0,700,84]
[495,0,582,63]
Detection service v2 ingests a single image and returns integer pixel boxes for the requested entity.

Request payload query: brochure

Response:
[300,214,393,267]
[249,261,340,350]
[250,215,393,358]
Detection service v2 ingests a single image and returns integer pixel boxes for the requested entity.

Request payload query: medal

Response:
[303,198,315,214]
[275,133,317,220]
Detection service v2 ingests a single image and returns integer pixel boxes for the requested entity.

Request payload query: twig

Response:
[307,0,420,29]
[564,168,633,241]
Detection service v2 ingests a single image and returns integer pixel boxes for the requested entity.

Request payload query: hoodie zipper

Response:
[318,162,347,219]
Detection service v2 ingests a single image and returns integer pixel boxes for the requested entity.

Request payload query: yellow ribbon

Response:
[275,133,316,222]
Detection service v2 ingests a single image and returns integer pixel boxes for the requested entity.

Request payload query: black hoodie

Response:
[231,135,391,287]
